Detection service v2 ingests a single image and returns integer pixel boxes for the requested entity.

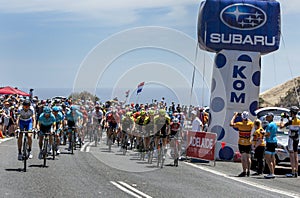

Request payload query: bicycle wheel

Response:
[73,131,76,151]
[174,140,178,167]
[71,131,74,154]
[43,138,48,167]
[23,136,27,172]
[161,147,165,169]
[52,138,56,160]
[94,129,98,147]
[157,149,161,168]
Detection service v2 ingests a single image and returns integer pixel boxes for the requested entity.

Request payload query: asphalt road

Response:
[0,136,299,198]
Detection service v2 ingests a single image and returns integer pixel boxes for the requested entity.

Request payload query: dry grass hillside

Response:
[259,76,300,107]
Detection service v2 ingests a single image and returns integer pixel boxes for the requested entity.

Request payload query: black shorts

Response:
[67,120,75,128]
[265,142,277,154]
[155,131,167,138]
[238,144,251,154]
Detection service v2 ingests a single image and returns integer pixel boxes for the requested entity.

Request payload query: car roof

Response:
[255,107,289,119]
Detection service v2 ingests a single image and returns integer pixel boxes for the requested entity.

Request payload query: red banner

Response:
[186,131,217,161]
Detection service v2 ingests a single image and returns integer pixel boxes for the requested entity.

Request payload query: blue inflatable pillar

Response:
[198,0,281,160]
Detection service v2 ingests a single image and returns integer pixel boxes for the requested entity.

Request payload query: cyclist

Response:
[169,117,182,165]
[143,110,155,154]
[120,112,135,151]
[65,105,83,151]
[135,110,148,152]
[105,108,120,145]
[92,104,104,143]
[16,99,36,160]
[154,109,171,159]
[280,106,300,178]
[37,106,56,159]
[52,106,64,155]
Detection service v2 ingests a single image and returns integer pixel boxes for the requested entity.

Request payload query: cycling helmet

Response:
[126,112,132,117]
[23,99,31,106]
[290,106,299,114]
[140,111,146,116]
[43,106,52,114]
[52,106,60,112]
[148,110,155,116]
[159,109,166,116]
[173,118,179,124]
[241,111,249,120]
[70,105,78,111]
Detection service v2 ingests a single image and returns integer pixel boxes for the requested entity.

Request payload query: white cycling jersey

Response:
[18,106,35,121]
[92,110,103,120]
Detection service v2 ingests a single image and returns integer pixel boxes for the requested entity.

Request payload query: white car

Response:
[255,107,300,164]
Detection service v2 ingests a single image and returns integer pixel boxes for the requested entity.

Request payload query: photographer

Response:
[230,111,254,177]
[279,106,300,178]
[252,120,266,175]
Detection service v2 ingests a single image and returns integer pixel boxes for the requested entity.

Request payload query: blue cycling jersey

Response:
[65,110,83,122]
[265,121,278,143]
[39,113,56,126]
[54,112,64,123]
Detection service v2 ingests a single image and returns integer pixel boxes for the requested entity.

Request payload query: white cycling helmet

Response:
[241,111,249,120]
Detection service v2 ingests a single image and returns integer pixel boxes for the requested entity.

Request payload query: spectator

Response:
[191,110,202,132]
[230,111,254,177]
[252,119,266,175]
[279,106,299,178]
[264,112,278,179]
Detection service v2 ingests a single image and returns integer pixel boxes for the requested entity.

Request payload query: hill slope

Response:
[259,76,300,107]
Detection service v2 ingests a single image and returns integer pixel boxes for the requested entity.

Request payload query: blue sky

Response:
[0,0,299,102]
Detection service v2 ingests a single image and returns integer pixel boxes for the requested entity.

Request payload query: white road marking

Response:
[117,181,152,198]
[110,181,143,198]
[0,137,13,144]
[184,162,300,198]
[80,141,90,152]
[86,142,94,152]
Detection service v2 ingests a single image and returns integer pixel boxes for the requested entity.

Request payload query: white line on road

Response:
[184,162,300,198]
[80,141,90,152]
[86,142,94,152]
[117,181,152,198]
[110,181,143,198]
[0,137,13,144]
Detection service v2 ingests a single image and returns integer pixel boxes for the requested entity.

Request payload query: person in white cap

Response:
[230,111,254,177]
[191,110,203,132]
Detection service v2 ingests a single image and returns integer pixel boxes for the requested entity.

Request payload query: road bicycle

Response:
[156,134,165,168]
[16,129,34,172]
[41,131,53,167]
[170,134,180,167]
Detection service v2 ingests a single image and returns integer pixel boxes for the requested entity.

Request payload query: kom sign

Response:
[197,0,281,160]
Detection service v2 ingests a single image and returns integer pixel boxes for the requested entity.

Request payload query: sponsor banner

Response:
[198,0,280,54]
[186,131,217,161]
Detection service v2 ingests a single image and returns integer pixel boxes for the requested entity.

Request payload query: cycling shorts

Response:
[39,124,52,136]
[19,119,33,131]
[288,137,299,152]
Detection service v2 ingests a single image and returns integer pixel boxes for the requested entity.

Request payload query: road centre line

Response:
[117,181,153,198]
[110,181,143,198]
[86,142,94,152]
[184,162,300,198]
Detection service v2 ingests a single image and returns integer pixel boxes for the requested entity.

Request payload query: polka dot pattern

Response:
[211,97,225,112]
[215,53,226,68]
[219,146,234,160]
[211,125,225,140]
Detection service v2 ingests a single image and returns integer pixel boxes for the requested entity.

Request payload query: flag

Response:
[125,90,130,98]
[137,82,145,95]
